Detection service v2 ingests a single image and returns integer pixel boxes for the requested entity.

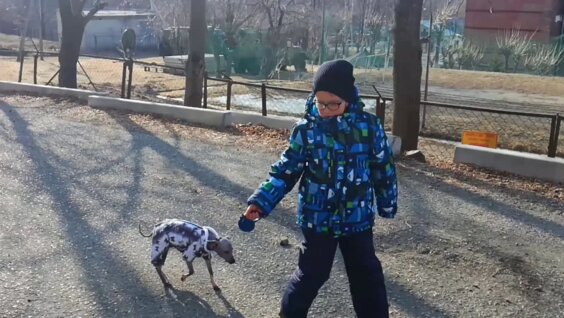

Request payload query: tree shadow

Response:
[103,110,299,229]
[402,164,564,239]
[163,287,245,318]
[414,163,563,209]
[0,100,236,317]
[397,167,564,310]
[101,109,463,317]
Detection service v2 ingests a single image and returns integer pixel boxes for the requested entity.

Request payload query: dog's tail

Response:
[138,221,153,238]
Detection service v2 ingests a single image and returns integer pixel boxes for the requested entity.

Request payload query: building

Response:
[57,10,158,54]
[465,0,564,43]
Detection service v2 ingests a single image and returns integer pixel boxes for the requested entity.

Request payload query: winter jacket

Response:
[248,92,398,237]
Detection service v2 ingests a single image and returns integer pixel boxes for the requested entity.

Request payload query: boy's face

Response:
[315,91,348,118]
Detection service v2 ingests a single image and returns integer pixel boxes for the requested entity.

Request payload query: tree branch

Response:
[234,10,257,29]
[85,0,106,20]
[70,0,85,16]
[277,0,284,28]
[262,0,274,28]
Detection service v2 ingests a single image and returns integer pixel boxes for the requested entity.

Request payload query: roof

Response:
[85,10,156,19]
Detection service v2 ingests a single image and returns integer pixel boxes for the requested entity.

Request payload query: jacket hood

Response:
[304,86,365,134]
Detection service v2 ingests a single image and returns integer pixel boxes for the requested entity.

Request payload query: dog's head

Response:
[208,237,235,264]
[204,227,235,264]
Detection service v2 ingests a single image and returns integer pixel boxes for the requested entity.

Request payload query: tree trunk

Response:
[359,0,367,49]
[184,0,207,107]
[392,0,423,151]
[433,28,444,67]
[58,20,85,88]
[17,0,34,63]
[58,0,103,88]
[341,28,347,57]
[504,54,510,73]
[334,32,340,59]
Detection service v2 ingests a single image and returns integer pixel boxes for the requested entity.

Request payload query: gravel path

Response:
[0,94,562,318]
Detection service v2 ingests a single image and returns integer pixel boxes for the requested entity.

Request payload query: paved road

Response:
[0,95,562,318]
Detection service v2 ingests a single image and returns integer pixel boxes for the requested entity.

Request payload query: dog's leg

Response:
[180,261,195,281]
[204,254,220,291]
[155,266,172,288]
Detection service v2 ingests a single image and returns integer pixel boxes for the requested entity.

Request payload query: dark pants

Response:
[280,229,389,318]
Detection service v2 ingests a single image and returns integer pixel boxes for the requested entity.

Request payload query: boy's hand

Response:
[244,204,263,221]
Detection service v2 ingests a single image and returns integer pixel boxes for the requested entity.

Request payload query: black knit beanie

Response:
[313,60,356,104]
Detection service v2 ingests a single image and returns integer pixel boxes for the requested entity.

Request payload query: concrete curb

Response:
[89,96,230,128]
[0,81,103,101]
[454,144,564,184]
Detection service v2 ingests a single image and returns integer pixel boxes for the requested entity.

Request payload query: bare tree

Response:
[0,0,28,35]
[58,0,106,88]
[364,0,395,55]
[392,0,423,151]
[454,40,483,70]
[259,0,289,76]
[213,0,258,50]
[429,0,463,66]
[524,44,564,75]
[255,0,308,76]
[496,28,535,73]
[184,0,207,107]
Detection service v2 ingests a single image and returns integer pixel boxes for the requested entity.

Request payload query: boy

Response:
[244,60,398,318]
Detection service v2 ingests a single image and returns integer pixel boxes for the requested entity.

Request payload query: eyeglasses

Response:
[315,100,344,110]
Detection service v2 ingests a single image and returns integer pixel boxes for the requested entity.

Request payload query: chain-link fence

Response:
[418,102,557,162]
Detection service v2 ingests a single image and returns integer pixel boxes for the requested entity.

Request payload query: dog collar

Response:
[201,227,211,253]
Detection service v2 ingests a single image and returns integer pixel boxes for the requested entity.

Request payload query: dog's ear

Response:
[207,241,219,251]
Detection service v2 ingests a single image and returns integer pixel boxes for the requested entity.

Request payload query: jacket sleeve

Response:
[247,124,307,217]
[370,117,398,218]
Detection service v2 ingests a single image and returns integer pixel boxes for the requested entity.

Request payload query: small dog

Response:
[139,219,235,291]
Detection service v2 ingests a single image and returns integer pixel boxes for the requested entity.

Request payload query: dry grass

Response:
[4,55,564,97]
[0,33,59,51]
[298,64,564,98]
[352,68,564,98]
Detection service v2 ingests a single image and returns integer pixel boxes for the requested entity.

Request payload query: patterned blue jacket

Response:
[248,92,398,237]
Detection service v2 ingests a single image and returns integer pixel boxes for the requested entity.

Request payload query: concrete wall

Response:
[89,96,230,128]
[454,144,564,184]
[465,0,561,43]
[0,82,102,102]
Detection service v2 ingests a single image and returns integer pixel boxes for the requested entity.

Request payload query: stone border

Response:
[0,81,106,101]
[454,144,564,184]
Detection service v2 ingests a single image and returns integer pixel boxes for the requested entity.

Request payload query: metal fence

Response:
[415,101,561,162]
[204,77,387,119]
[8,51,563,162]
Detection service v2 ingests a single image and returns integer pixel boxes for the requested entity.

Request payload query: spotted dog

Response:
[139,219,235,291]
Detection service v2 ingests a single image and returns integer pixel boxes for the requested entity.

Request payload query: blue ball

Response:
[238,215,255,232]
